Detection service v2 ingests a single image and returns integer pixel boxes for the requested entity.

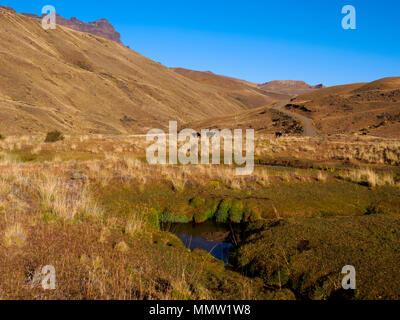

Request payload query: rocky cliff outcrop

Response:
[0,5,122,44]
[53,15,122,44]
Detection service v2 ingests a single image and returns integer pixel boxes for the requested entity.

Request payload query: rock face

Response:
[0,5,15,12]
[1,5,122,44]
[54,15,122,44]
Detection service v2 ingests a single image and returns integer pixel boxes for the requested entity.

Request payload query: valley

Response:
[0,6,399,301]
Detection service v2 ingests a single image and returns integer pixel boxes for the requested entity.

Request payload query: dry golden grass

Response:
[0,177,11,196]
[3,223,26,248]
[255,135,400,166]
[4,132,398,194]
[34,171,103,220]
[317,171,328,182]
[337,168,397,187]
[124,209,147,238]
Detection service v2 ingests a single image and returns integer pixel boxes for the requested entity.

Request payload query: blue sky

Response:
[6,0,400,86]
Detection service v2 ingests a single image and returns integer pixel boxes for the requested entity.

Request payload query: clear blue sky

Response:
[6,0,400,86]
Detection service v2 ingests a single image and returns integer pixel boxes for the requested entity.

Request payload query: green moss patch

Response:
[229,200,244,223]
[193,198,220,223]
[215,199,233,223]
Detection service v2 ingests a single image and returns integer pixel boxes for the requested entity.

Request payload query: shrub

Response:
[144,207,162,230]
[229,200,244,223]
[0,134,4,140]
[364,203,385,215]
[194,199,219,223]
[160,203,194,223]
[190,197,205,209]
[45,130,64,143]
[215,199,232,223]
[244,200,262,222]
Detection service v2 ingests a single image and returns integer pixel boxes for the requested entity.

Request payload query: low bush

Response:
[193,199,220,223]
[229,200,244,223]
[45,131,64,143]
[215,199,232,223]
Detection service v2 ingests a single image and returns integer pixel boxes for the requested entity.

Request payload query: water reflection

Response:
[164,221,240,264]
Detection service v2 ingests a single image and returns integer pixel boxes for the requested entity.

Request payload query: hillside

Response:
[0,8,250,135]
[186,105,303,135]
[172,68,325,105]
[285,77,400,137]
[171,68,290,108]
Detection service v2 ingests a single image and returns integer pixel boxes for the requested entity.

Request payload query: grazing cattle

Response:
[275,132,283,138]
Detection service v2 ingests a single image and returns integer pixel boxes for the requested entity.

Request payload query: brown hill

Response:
[171,68,290,108]
[284,77,400,137]
[0,8,251,135]
[258,80,325,96]
[172,68,325,105]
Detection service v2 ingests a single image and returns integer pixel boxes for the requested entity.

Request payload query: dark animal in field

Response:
[275,132,283,138]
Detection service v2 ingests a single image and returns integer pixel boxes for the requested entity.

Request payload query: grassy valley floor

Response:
[0,134,399,299]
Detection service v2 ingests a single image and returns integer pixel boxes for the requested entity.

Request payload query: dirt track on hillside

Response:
[272,102,317,136]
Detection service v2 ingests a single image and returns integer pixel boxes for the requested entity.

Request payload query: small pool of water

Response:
[163,221,242,264]
[263,163,286,167]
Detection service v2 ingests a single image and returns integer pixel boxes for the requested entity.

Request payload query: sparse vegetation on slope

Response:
[285,77,400,138]
[0,8,250,136]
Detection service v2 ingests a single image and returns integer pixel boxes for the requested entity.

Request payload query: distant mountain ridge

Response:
[0,5,122,44]
[258,80,325,96]
[172,68,325,99]
[171,68,291,108]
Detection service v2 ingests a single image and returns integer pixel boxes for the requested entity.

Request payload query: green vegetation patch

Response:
[243,199,263,222]
[192,198,220,224]
[160,201,194,223]
[215,199,233,223]
[229,200,244,223]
